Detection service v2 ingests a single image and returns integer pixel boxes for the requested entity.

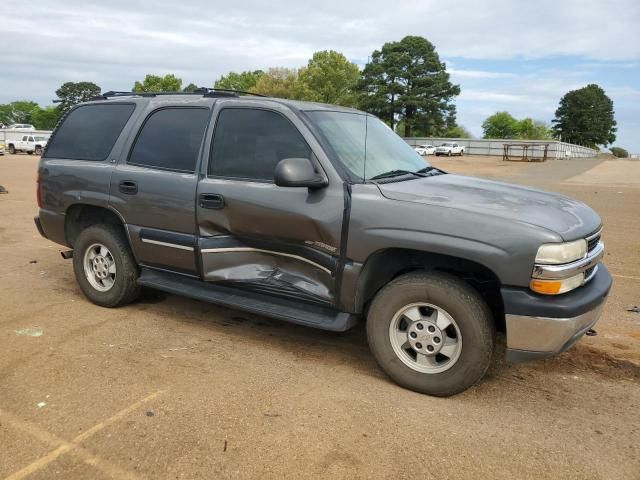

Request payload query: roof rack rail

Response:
[89,88,266,101]
[195,88,266,98]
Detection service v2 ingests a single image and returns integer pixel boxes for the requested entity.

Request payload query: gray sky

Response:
[2,0,639,150]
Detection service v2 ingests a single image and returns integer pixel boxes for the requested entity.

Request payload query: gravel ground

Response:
[1,153,639,479]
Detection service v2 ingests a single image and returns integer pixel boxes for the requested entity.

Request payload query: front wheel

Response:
[35,146,43,156]
[367,271,495,396]
[447,150,452,157]
[73,224,141,307]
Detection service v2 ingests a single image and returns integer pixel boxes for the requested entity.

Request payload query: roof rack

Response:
[196,88,266,98]
[88,88,266,101]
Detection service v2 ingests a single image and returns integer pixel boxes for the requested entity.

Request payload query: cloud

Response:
[1,0,638,150]
[449,69,518,79]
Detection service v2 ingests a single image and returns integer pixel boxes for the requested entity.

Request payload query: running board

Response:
[137,268,359,332]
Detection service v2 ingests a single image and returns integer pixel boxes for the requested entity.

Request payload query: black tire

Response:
[35,146,43,156]
[73,224,141,307]
[27,151,33,155]
[447,150,452,157]
[8,145,15,154]
[367,271,495,396]
[459,150,464,156]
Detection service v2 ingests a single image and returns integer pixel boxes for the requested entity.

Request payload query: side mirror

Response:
[274,157,328,189]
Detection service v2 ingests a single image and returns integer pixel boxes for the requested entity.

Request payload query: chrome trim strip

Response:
[532,241,604,280]
[201,247,332,275]
[141,238,194,251]
[585,228,603,242]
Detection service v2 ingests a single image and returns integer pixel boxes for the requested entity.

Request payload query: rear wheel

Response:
[35,146,43,156]
[367,271,495,396]
[73,224,141,307]
[8,145,15,154]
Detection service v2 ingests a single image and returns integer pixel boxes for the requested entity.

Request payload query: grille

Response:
[587,232,601,253]
[584,265,596,280]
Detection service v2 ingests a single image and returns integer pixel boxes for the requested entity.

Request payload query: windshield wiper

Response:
[416,166,444,176]
[370,166,445,181]
[369,169,427,180]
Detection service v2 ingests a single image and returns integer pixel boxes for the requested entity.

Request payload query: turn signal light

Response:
[530,279,562,295]
[529,273,584,295]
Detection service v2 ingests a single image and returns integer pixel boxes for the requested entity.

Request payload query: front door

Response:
[196,104,344,304]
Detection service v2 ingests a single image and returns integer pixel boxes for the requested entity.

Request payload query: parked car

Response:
[435,142,465,156]
[7,135,48,155]
[0,140,5,155]
[35,91,611,396]
[6,123,35,130]
[414,144,436,156]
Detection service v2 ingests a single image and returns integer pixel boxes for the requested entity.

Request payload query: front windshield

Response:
[306,111,430,181]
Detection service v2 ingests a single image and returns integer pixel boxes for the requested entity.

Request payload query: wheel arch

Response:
[64,204,132,251]
[355,248,505,332]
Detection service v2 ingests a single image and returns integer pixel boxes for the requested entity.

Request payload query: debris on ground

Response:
[146,411,155,417]
[0,185,7,194]
[627,306,640,313]
[15,328,43,337]
[36,402,46,408]
[29,260,37,264]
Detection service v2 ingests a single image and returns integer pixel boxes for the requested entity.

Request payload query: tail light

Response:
[36,172,42,208]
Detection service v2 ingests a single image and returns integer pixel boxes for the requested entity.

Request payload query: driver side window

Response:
[209,108,311,182]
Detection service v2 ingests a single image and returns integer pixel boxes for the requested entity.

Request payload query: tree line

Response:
[0,36,620,151]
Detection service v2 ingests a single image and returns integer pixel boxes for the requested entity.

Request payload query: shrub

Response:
[610,146,629,158]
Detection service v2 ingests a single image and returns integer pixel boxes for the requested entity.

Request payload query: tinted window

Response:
[129,108,209,172]
[210,108,311,181]
[44,104,135,160]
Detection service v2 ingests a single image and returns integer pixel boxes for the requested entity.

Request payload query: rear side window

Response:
[209,108,311,181]
[129,108,209,173]
[44,103,135,161]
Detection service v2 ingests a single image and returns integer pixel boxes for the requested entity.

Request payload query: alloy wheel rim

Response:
[83,243,116,292]
[388,302,462,374]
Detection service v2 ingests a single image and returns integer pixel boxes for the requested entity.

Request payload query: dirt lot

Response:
[1,153,639,479]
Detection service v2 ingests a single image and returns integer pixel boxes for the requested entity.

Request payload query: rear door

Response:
[109,104,211,275]
[195,102,345,304]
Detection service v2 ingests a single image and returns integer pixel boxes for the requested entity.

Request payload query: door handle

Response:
[119,180,138,195]
[199,193,225,209]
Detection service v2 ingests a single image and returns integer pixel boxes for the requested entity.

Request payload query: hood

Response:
[377,174,601,240]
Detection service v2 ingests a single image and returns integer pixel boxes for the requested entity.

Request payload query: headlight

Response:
[534,239,587,265]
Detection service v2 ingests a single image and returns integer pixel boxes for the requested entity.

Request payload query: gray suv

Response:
[35,90,611,396]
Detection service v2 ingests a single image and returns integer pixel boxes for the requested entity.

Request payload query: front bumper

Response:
[502,264,612,362]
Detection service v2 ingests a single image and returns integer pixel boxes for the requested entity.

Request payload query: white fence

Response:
[404,137,598,159]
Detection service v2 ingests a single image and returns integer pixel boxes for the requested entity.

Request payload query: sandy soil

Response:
[1,153,639,479]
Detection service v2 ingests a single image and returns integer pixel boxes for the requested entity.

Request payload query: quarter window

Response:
[209,108,311,181]
[129,108,210,173]
[44,104,135,161]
